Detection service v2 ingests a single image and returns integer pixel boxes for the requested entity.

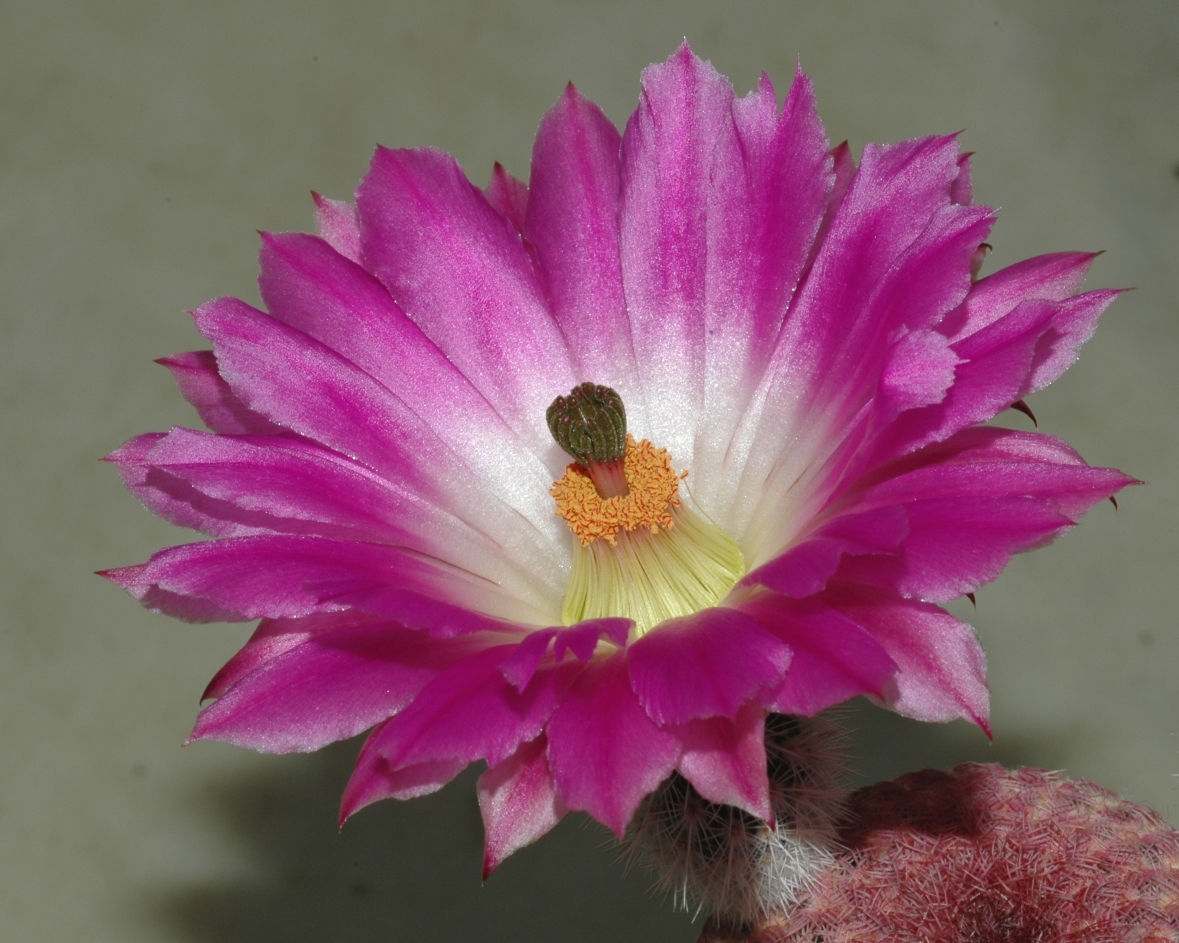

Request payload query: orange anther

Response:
[551,435,684,546]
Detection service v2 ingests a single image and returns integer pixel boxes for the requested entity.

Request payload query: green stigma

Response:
[546,383,627,466]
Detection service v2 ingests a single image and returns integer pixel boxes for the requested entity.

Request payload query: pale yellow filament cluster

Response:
[551,434,746,636]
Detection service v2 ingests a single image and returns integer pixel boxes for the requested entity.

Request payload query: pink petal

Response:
[871,299,1058,461]
[256,231,456,402]
[191,621,489,753]
[970,241,991,280]
[340,723,467,820]
[739,593,898,716]
[627,607,792,725]
[838,427,1137,600]
[524,84,642,415]
[1027,288,1122,391]
[554,618,630,659]
[771,136,983,417]
[353,644,578,777]
[107,431,227,536]
[311,192,362,264]
[952,288,1117,400]
[109,427,419,542]
[191,296,567,612]
[798,140,856,282]
[497,629,557,691]
[254,232,561,478]
[732,137,992,555]
[845,496,1075,602]
[745,538,846,598]
[876,328,961,419]
[498,617,631,690]
[618,42,735,458]
[949,151,973,205]
[99,535,526,628]
[546,652,680,836]
[827,582,990,733]
[861,423,1132,512]
[356,146,576,457]
[301,583,524,638]
[692,68,833,515]
[192,296,442,483]
[157,350,283,435]
[940,251,1098,342]
[255,233,565,553]
[872,202,995,336]
[828,140,856,208]
[674,704,771,822]
[478,734,566,877]
[483,162,529,234]
[201,610,373,701]
[745,504,908,598]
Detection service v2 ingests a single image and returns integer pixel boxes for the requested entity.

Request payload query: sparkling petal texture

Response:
[106,45,1132,867]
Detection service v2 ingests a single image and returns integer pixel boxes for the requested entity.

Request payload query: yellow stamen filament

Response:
[552,435,745,636]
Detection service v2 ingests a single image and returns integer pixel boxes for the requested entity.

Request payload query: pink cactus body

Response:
[103,44,1133,876]
[723,764,1179,943]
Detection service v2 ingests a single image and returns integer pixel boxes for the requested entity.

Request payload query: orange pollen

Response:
[551,435,687,546]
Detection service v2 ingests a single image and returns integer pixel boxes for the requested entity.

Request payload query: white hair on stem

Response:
[622,712,849,930]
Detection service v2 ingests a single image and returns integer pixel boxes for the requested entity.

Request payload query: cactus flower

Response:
[102,44,1133,879]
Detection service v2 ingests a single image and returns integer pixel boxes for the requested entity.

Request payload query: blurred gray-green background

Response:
[3,1,1177,940]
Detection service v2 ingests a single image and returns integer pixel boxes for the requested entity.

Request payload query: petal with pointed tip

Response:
[499,618,630,690]
[157,350,282,435]
[692,67,833,517]
[311,193,362,264]
[192,622,488,753]
[202,611,377,701]
[483,163,529,234]
[674,704,771,822]
[340,725,466,822]
[525,84,641,420]
[746,504,908,598]
[478,735,565,877]
[838,427,1138,601]
[940,251,1098,343]
[190,296,567,615]
[618,42,734,460]
[950,151,973,205]
[546,652,679,836]
[828,582,990,733]
[100,535,536,628]
[357,146,576,456]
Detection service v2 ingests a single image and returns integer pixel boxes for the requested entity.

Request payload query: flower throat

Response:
[547,384,745,636]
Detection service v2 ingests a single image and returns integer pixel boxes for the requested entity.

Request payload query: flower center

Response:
[547,384,745,636]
